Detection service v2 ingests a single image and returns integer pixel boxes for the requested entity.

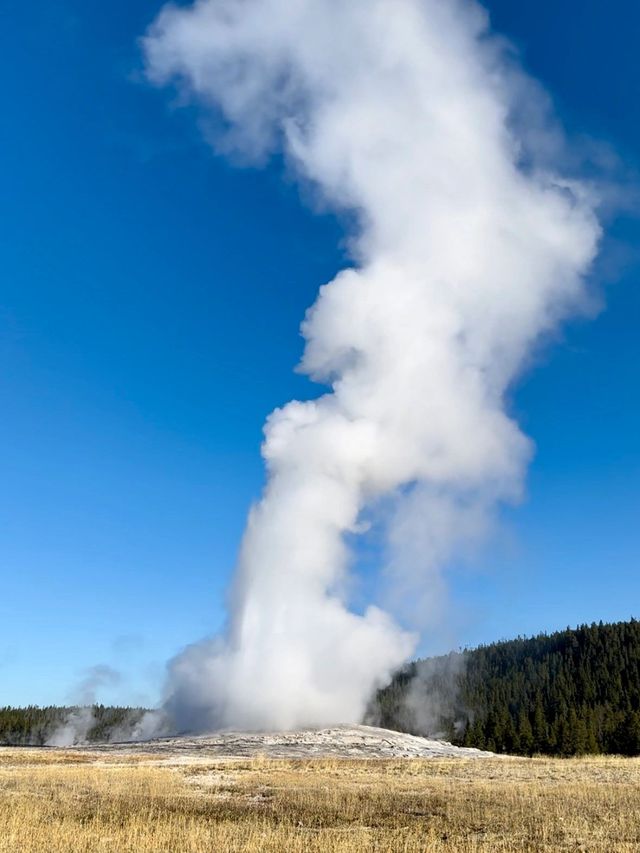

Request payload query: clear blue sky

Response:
[1,0,638,707]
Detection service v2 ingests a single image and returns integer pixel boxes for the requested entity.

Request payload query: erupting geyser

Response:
[143,0,601,731]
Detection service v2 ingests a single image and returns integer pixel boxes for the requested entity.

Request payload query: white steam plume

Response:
[143,0,601,731]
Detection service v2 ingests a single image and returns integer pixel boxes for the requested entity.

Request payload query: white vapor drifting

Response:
[144,0,601,731]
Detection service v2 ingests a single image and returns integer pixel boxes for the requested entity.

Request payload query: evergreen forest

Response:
[369,618,640,755]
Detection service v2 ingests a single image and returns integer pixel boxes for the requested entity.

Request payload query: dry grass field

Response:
[1,747,639,852]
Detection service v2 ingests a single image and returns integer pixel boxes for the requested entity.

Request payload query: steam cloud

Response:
[143,0,601,731]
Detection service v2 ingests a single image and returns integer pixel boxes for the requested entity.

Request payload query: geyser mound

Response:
[84,724,496,760]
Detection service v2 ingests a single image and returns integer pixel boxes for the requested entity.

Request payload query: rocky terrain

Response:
[82,724,494,761]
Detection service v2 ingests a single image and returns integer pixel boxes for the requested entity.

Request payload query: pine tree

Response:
[517,710,534,755]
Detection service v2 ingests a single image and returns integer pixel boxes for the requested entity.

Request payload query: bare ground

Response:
[78,723,494,761]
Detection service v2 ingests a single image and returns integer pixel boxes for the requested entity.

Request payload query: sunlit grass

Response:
[1,748,639,851]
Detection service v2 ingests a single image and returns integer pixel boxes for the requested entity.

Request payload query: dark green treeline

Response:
[369,619,640,756]
[0,705,146,746]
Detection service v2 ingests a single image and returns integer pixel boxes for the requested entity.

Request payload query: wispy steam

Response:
[46,707,96,748]
[74,664,122,706]
[44,665,160,746]
[143,0,601,731]
[366,653,467,739]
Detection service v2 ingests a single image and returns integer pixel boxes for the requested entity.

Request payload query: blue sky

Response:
[1,0,638,707]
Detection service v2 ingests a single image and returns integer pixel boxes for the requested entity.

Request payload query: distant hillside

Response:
[369,619,640,756]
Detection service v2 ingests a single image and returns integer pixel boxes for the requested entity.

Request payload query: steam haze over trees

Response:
[372,619,640,756]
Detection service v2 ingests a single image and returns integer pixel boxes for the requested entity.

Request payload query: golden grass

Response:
[1,749,639,851]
